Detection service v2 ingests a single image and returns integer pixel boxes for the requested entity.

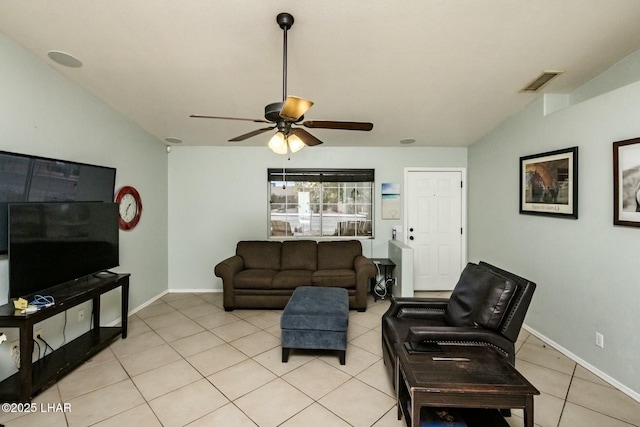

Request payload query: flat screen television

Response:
[0,151,116,254]
[8,202,119,299]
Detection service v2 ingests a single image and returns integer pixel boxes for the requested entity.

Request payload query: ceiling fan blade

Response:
[280,96,314,121]
[302,120,373,131]
[190,114,270,124]
[229,127,275,142]
[290,128,323,146]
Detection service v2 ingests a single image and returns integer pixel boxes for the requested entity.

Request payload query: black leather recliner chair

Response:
[381,261,536,382]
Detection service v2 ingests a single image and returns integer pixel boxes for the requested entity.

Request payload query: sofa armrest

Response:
[215,255,244,277]
[353,255,377,311]
[407,326,513,358]
[383,296,449,318]
[354,255,377,277]
[214,255,244,310]
[352,255,376,311]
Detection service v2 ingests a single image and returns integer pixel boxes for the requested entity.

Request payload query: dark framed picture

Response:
[519,147,578,218]
[613,137,640,227]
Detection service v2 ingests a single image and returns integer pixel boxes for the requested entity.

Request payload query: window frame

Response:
[268,168,375,239]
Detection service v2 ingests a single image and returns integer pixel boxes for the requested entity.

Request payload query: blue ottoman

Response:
[281,286,349,365]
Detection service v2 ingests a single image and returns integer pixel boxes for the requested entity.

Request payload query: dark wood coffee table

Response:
[396,343,539,427]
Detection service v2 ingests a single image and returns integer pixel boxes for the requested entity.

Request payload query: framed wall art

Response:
[519,146,578,219]
[381,183,400,219]
[613,137,640,227]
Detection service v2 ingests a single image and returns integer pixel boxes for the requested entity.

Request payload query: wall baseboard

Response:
[168,289,222,294]
[523,325,640,404]
[107,289,221,326]
[106,289,168,327]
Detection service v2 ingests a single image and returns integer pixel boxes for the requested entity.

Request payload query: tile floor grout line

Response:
[8,294,640,426]
[106,308,221,427]
[110,354,165,427]
[555,363,577,427]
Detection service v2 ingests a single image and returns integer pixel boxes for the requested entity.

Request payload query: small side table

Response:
[370,258,396,300]
[396,344,539,427]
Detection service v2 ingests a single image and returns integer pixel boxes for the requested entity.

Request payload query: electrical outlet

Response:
[10,340,20,368]
[78,309,85,322]
[35,328,43,340]
[10,340,19,357]
[596,332,604,348]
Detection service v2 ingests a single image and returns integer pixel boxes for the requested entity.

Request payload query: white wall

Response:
[168,145,466,291]
[468,54,640,396]
[0,34,169,379]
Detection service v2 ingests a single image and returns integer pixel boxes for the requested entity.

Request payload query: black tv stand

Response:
[0,273,129,402]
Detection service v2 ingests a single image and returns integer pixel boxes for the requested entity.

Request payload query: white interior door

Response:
[406,169,465,291]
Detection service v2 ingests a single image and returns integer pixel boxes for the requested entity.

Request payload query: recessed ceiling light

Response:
[47,50,83,68]
[400,138,416,145]
[165,137,183,144]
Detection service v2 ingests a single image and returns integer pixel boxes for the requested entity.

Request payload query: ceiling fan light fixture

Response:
[268,132,288,154]
[287,134,305,153]
[280,96,313,121]
[189,12,373,148]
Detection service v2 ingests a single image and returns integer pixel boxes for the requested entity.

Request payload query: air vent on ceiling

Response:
[520,71,564,93]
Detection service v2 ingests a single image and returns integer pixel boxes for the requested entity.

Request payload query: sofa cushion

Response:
[281,240,317,271]
[317,240,361,270]
[273,270,313,289]
[312,269,356,288]
[444,263,516,330]
[234,269,277,289]
[237,241,281,270]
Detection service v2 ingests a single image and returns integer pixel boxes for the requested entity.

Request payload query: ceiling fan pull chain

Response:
[286,134,291,161]
[282,159,287,189]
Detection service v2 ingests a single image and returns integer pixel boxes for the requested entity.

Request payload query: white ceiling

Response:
[2,1,640,148]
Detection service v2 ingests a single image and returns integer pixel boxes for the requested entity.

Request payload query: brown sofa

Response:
[214,240,376,312]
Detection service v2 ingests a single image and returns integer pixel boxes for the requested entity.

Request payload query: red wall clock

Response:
[115,186,142,230]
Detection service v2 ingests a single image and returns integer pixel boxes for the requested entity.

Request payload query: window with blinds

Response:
[268,168,374,238]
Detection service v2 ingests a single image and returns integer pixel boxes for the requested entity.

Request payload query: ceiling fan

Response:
[190,12,373,154]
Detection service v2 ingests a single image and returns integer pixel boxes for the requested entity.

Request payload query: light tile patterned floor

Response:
[2,292,640,427]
